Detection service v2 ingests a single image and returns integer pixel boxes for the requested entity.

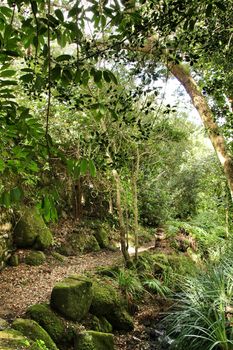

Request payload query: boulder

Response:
[94,225,109,249]
[12,318,58,350]
[90,280,133,331]
[57,233,100,256]
[14,207,53,250]
[74,331,114,350]
[26,303,74,345]
[50,275,93,321]
[0,329,31,350]
[24,251,46,266]
[84,315,112,333]
[7,253,19,267]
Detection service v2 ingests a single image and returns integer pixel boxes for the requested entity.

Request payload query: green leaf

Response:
[108,71,118,84]
[0,6,12,18]
[0,159,5,172]
[103,70,111,83]
[27,161,39,172]
[89,160,96,177]
[80,159,88,174]
[98,103,105,115]
[0,79,17,86]
[51,65,61,80]
[73,163,80,178]
[0,70,16,77]
[1,191,11,208]
[94,70,102,84]
[1,50,20,57]
[56,54,73,62]
[82,70,89,86]
[20,74,34,83]
[55,9,64,22]
[10,187,22,203]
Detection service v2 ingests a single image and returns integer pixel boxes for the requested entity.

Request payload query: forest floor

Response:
[0,242,171,350]
[0,249,122,319]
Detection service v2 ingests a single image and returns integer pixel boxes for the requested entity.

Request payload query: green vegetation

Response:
[25,251,46,266]
[167,255,233,350]
[1,0,233,349]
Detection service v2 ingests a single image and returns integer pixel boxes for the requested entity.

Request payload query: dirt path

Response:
[0,249,122,319]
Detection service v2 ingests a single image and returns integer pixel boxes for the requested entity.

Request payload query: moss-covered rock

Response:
[0,329,31,350]
[25,251,46,266]
[0,319,8,331]
[50,275,93,321]
[26,303,74,345]
[94,226,109,249]
[51,251,65,262]
[74,331,114,350]
[57,232,100,256]
[108,308,133,331]
[7,253,19,267]
[84,315,112,333]
[12,318,58,350]
[14,207,53,250]
[90,280,133,331]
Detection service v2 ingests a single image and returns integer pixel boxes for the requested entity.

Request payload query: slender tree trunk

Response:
[112,170,131,264]
[73,177,82,220]
[132,147,140,261]
[108,193,113,214]
[169,63,233,200]
[125,206,129,250]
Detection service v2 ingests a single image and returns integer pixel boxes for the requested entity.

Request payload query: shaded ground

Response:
[0,249,121,319]
[0,238,173,350]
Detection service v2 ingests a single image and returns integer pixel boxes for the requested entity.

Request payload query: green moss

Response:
[84,315,112,333]
[90,279,133,331]
[108,308,133,331]
[94,226,109,249]
[14,207,53,250]
[85,235,100,252]
[74,331,114,350]
[50,275,93,321]
[26,303,74,345]
[0,318,8,330]
[0,329,30,350]
[57,233,100,256]
[51,252,65,262]
[7,254,19,267]
[25,251,46,266]
[90,280,121,316]
[12,318,58,350]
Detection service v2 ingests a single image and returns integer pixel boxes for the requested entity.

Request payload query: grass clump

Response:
[167,259,233,350]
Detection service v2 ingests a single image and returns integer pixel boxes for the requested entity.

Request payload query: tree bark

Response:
[112,170,131,264]
[169,63,233,199]
[73,177,82,220]
[132,146,140,261]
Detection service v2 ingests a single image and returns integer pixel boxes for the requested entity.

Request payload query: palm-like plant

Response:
[167,261,233,350]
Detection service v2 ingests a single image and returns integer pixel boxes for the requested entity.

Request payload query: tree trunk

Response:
[132,146,140,261]
[112,170,131,264]
[73,177,82,220]
[169,63,233,199]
